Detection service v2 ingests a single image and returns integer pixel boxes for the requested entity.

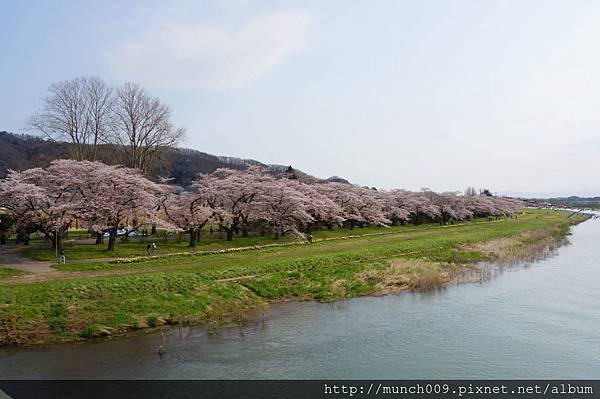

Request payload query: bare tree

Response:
[109,82,185,173]
[29,77,113,161]
[84,77,113,161]
[30,78,88,160]
[464,186,478,197]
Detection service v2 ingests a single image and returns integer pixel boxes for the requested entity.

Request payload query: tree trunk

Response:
[95,232,103,244]
[51,231,63,253]
[151,224,157,235]
[224,227,233,241]
[241,225,249,237]
[107,225,118,251]
[188,228,197,247]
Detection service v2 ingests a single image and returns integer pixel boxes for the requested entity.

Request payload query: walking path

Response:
[0,244,56,274]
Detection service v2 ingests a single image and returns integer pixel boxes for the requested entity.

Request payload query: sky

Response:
[2,0,600,196]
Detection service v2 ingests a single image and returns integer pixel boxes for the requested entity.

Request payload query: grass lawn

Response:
[0,209,587,345]
[21,234,290,261]
[19,218,497,261]
[0,268,24,279]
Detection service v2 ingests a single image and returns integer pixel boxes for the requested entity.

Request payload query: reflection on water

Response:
[462,232,569,284]
[2,218,600,379]
[467,252,556,284]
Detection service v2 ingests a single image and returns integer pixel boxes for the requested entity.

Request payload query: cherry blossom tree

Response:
[404,191,441,225]
[0,160,90,251]
[314,183,389,229]
[160,187,213,247]
[0,159,525,251]
[75,162,166,251]
[195,166,270,241]
[0,160,171,252]
[288,181,344,231]
[256,179,314,238]
[425,192,473,225]
[465,195,499,217]
[379,190,412,225]
[493,197,523,216]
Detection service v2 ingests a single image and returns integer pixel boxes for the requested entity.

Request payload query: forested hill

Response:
[0,131,347,185]
[534,196,600,209]
[1,131,69,174]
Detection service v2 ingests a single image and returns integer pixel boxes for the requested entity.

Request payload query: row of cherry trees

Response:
[0,160,523,251]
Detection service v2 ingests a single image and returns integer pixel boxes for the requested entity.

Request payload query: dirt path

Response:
[0,245,57,274]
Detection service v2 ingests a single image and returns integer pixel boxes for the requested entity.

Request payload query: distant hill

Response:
[523,196,600,209]
[0,131,70,175]
[325,176,351,184]
[543,196,600,209]
[0,131,347,186]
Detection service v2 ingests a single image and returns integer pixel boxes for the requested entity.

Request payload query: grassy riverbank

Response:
[0,209,588,345]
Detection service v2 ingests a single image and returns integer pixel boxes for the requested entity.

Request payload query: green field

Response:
[0,268,23,279]
[0,209,586,345]
[21,233,287,261]
[20,222,475,261]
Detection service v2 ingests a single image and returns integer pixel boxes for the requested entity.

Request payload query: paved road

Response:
[0,245,56,274]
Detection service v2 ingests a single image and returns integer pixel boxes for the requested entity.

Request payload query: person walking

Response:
[147,243,156,256]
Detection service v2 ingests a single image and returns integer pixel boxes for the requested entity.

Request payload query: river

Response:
[1,216,599,379]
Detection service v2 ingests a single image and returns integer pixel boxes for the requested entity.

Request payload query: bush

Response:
[45,303,68,318]
[146,315,160,328]
[47,317,67,331]
[409,268,445,291]
[81,324,101,338]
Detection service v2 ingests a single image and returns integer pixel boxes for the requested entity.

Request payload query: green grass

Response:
[49,212,570,273]
[19,218,500,263]
[19,219,491,262]
[0,209,586,345]
[0,268,24,279]
[20,234,293,261]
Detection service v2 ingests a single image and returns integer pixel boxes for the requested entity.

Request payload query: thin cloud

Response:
[106,10,315,90]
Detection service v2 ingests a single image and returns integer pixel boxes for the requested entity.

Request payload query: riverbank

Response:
[0,209,589,346]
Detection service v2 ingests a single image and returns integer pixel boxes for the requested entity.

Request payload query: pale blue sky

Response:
[2,0,600,196]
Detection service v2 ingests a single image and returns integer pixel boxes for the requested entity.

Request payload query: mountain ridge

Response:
[0,131,347,186]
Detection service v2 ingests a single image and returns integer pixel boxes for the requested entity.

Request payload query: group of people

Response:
[57,242,158,263]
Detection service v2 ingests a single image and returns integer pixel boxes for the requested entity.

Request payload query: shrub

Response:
[409,268,445,291]
[146,315,160,328]
[81,324,101,338]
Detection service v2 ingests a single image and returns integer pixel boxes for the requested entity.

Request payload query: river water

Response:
[1,217,599,379]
